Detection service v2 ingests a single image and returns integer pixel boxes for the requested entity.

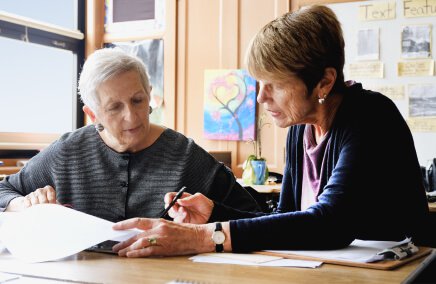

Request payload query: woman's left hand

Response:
[112,218,214,257]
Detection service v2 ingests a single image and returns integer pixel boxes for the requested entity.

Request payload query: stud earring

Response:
[149,106,153,114]
[95,123,104,132]
[318,95,326,105]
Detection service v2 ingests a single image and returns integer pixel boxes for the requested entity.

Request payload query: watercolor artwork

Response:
[204,69,256,141]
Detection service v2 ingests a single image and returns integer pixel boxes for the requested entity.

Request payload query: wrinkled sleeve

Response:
[0,145,56,211]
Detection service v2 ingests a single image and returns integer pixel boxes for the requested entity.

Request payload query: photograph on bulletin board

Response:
[203,69,256,141]
[401,24,432,59]
[357,28,379,61]
[408,84,436,117]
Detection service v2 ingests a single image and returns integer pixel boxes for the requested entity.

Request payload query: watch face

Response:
[212,231,225,244]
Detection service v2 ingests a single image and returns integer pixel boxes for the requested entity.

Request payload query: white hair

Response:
[78,48,151,111]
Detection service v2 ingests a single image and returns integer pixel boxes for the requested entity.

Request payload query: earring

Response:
[95,123,104,132]
[149,106,153,114]
[318,95,326,105]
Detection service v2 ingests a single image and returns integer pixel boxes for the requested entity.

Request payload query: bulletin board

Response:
[326,0,436,166]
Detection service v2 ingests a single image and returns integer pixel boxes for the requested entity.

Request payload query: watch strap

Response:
[214,222,224,253]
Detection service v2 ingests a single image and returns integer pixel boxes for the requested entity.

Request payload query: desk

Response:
[237,179,281,212]
[0,251,424,284]
[237,179,281,194]
[429,202,436,212]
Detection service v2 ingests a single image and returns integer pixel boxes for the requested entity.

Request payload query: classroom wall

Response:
[175,0,289,177]
[328,0,436,166]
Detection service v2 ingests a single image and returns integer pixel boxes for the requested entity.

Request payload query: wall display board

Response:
[328,0,436,166]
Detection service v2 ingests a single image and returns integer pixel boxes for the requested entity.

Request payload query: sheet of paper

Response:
[198,252,282,263]
[0,204,140,263]
[0,272,20,282]
[264,238,410,263]
[190,254,321,268]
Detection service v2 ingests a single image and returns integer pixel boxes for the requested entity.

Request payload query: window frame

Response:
[0,2,85,150]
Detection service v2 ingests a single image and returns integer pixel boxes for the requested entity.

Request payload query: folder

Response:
[256,240,432,270]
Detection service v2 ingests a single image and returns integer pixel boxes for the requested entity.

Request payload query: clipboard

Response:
[256,245,432,270]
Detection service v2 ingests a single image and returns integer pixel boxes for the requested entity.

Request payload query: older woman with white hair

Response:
[0,48,260,222]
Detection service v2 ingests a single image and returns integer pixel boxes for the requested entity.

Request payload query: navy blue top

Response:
[210,83,430,252]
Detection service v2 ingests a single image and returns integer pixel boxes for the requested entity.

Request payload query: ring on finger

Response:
[147,237,158,246]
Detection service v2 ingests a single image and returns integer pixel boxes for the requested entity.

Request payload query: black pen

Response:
[160,186,187,218]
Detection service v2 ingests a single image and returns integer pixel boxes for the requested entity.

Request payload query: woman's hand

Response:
[112,218,215,257]
[164,192,214,224]
[5,185,57,212]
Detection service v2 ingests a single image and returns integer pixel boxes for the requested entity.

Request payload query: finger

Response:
[37,193,49,204]
[117,237,152,256]
[167,203,180,217]
[29,192,39,205]
[164,192,177,204]
[169,205,183,220]
[112,236,138,252]
[23,197,32,208]
[113,217,155,230]
[173,210,188,223]
[125,246,156,258]
[45,186,57,203]
[176,193,202,207]
[164,192,191,206]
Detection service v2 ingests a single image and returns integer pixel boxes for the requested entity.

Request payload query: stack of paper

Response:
[264,238,411,263]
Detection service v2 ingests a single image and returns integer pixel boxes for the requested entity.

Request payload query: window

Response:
[101,0,176,128]
[0,0,84,150]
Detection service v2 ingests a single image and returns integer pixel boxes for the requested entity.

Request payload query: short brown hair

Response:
[246,5,346,94]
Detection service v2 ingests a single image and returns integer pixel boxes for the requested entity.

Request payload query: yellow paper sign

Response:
[359,1,396,21]
[369,85,405,100]
[407,118,436,132]
[348,62,384,78]
[403,0,436,18]
[398,60,434,76]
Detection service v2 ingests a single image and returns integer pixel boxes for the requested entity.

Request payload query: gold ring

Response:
[148,237,157,246]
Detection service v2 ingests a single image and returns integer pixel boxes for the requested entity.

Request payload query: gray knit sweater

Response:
[0,126,260,221]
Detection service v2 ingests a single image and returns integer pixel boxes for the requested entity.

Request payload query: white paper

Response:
[264,238,411,263]
[0,272,20,282]
[197,253,282,263]
[0,204,140,263]
[190,253,322,268]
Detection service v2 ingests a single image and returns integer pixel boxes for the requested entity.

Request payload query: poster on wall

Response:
[401,24,432,59]
[203,69,256,141]
[107,39,164,125]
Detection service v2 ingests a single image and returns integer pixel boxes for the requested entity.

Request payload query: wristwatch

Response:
[211,222,225,252]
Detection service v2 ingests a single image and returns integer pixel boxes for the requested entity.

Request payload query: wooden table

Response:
[429,202,436,212]
[237,179,281,194]
[0,251,424,284]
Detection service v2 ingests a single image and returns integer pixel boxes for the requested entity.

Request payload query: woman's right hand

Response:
[164,192,214,224]
[5,185,57,212]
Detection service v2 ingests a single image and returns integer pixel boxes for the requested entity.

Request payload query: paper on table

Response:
[264,238,411,263]
[198,253,282,263]
[0,272,20,282]
[190,253,322,268]
[0,204,140,263]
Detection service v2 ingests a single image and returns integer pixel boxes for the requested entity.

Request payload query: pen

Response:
[160,186,187,218]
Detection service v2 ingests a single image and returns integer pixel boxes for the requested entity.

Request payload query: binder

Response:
[256,242,432,270]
